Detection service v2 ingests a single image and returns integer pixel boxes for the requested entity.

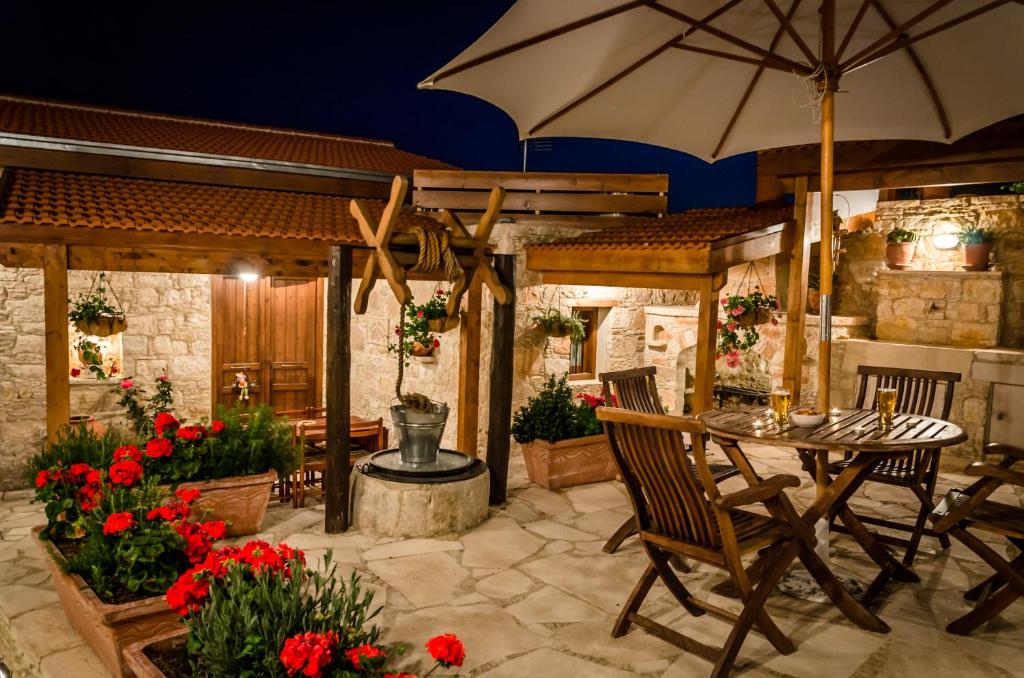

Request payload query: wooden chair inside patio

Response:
[598,407,830,677]
[823,366,961,586]
[599,367,739,554]
[291,416,387,508]
[930,443,1024,635]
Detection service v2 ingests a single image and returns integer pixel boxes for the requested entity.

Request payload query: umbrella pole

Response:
[817,85,835,413]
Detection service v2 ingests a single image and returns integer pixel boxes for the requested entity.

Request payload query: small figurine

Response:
[234,370,254,402]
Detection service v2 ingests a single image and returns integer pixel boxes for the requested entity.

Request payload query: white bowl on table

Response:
[790,409,826,428]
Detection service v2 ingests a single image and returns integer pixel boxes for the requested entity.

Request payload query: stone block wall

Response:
[875,271,1005,347]
[0,267,212,489]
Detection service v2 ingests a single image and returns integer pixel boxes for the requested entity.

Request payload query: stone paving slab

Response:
[2,445,1023,677]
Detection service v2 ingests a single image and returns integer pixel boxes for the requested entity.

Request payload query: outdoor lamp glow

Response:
[933,233,960,250]
[237,271,260,283]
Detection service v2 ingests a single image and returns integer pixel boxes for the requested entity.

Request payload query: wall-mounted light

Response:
[932,233,960,250]
[237,271,260,283]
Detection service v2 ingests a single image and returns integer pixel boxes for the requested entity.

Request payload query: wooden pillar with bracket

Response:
[325,245,352,533]
[457,275,483,456]
[693,273,726,414]
[782,176,812,404]
[43,244,71,443]
[486,254,515,505]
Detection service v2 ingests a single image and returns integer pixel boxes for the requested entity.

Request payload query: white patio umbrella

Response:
[420,0,1024,409]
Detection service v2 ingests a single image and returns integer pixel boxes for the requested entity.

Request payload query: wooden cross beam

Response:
[350,175,513,316]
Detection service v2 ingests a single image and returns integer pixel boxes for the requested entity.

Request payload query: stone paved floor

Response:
[2,444,1024,677]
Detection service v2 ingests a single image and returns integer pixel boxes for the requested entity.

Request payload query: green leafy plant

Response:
[716,287,779,367]
[958,225,996,245]
[200,405,298,481]
[1004,181,1024,195]
[512,373,602,444]
[115,372,175,438]
[68,272,123,327]
[73,337,114,380]
[532,308,587,342]
[886,227,918,244]
[387,295,441,364]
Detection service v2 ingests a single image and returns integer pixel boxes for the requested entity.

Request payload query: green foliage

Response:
[74,336,112,379]
[1004,181,1024,195]
[115,373,175,438]
[958,225,996,245]
[886,227,918,244]
[532,308,587,342]
[512,374,602,444]
[716,287,779,360]
[186,554,380,678]
[25,425,122,484]
[200,405,298,480]
[68,273,123,325]
[386,292,445,364]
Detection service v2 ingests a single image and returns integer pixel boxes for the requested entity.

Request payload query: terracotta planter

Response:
[175,470,276,536]
[123,626,188,678]
[885,241,916,269]
[521,434,617,490]
[427,315,460,333]
[75,314,127,337]
[32,527,180,678]
[963,242,994,271]
[411,341,435,357]
[69,414,107,437]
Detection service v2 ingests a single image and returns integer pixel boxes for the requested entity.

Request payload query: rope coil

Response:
[408,226,464,285]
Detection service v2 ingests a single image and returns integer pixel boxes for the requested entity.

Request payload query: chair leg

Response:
[948,584,1022,635]
[946,527,1024,634]
[645,545,706,617]
[713,541,800,678]
[613,563,658,638]
[725,549,797,656]
[603,517,637,554]
[964,552,1024,601]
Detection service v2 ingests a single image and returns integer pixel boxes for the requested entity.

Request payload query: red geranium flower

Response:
[425,634,465,668]
[209,420,225,435]
[154,412,180,436]
[68,463,92,480]
[416,310,424,318]
[176,425,206,442]
[70,367,81,378]
[119,378,134,390]
[432,338,440,348]
[166,567,212,616]
[108,459,144,486]
[175,487,201,503]
[103,511,135,535]
[114,445,142,462]
[146,437,174,458]
[345,643,386,670]
[280,631,338,678]
[34,470,50,488]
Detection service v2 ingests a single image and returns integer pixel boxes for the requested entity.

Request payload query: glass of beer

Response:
[769,388,792,427]
[876,387,897,430]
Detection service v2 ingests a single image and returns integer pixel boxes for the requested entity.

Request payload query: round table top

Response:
[701,406,967,453]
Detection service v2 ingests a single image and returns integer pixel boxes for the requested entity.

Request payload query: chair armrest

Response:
[985,443,1024,461]
[714,474,800,509]
[964,462,1024,488]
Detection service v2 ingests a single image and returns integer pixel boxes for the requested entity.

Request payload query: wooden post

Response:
[325,245,352,533]
[486,254,515,505]
[782,176,812,404]
[692,273,724,414]
[457,275,483,455]
[43,244,70,443]
[818,0,837,412]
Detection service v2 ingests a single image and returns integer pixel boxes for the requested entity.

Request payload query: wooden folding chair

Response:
[930,443,1024,635]
[826,366,960,585]
[292,420,327,508]
[599,367,739,554]
[598,407,831,677]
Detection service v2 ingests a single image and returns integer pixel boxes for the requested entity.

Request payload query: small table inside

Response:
[702,406,966,630]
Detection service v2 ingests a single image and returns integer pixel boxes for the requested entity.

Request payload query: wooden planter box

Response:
[176,470,276,537]
[123,626,188,678]
[521,434,617,489]
[32,527,180,678]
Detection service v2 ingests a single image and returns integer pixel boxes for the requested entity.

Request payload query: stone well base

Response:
[351,466,490,538]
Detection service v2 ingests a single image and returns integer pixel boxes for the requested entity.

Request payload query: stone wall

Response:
[875,270,1005,347]
[0,268,212,489]
[837,195,1024,347]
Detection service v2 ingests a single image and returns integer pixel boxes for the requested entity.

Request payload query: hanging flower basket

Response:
[532,309,587,342]
[411,340,436,357]
[76,313,128,337]
[69,272,128,337]
[735,307,774,327]
[427,314,460,333]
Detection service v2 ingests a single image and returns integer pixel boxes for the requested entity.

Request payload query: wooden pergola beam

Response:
[324,245,353,533]
[43,244,70,443]
[781,177,811,404]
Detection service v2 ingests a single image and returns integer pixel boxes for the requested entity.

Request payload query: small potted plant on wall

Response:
[512,374,616,489]
[389,304,441,361]
[958,225,996,271]
[69,272,127,337]
[532,308,587,342]
[884,227,918,269]
[419,287,460,333]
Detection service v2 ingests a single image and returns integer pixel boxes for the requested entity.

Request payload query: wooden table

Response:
[291,415,386,450]
[702,406,966,630]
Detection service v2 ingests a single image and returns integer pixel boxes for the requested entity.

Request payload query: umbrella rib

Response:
[712,0,803,159]
[527,0,747,136]
[671,43,802,73]
[645,1,813,74]
[869,0,951,139]
[842,0,1012,73]
[834,0,873,63]
[839,0,956,71]
[761,0,818,64]
[426,0,648,85]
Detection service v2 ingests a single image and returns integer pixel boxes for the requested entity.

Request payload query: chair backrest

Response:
[275,408,309,421]
[854,365,961,420]
[597,407,721,549]
[600,366,664,414]
[305,406,328,418]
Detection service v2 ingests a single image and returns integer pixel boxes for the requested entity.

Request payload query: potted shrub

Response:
[717,287,780,368]
[884,227,918,269]
[122,541,467,677]
[958,225,996,270]
[532,308,587,341]
[31,459,225,678]
[69,272,127,337]
[512,374,616,489]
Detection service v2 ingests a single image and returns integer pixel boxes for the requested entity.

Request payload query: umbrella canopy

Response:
[420,1,1024,160]
[420,0,1024,410]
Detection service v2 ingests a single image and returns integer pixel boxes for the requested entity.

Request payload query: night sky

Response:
[0,1,755,211]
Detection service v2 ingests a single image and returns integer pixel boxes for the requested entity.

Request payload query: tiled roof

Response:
[0,168,441,244]
[527,205,793,252]
[0,95,453,175]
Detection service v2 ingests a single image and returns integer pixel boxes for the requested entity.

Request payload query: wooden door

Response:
[211,276,324,414]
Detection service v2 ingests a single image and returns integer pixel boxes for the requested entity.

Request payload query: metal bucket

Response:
[391,402,449,465]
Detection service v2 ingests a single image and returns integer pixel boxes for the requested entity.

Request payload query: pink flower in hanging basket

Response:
[120,378,134,390]
[725,351,742,369]
[730,306,745,317]
[726,322,738,332]
[721,298,728,306]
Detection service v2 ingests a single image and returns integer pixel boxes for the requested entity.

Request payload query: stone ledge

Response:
[877,269,1004,279]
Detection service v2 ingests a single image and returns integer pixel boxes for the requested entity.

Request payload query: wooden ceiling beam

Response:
[537,269,726,292]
